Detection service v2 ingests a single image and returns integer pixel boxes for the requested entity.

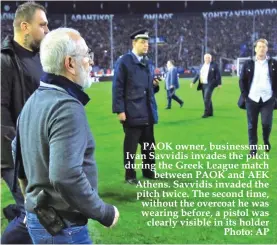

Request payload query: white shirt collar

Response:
[255,56,269,64]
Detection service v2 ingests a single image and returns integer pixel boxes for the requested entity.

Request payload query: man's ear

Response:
[20,22,30,33]
[64,56,76,75]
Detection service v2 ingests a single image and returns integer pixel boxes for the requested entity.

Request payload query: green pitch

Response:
[1,77,277,243]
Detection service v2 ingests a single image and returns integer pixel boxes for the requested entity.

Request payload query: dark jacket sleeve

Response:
[215,63,222,86]
[192,73,199,84]
[11,134,26,180]
[1,54,16,169]
[239,62,248,97]
[168,69,174,87]
[272,59,277,98]
[112,60,127,114]
[48,102,115,227]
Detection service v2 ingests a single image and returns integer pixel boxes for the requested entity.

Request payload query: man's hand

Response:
[117,112,126,122]
[190,82,194,88]
[170,85,174,89]
[217,85,222,89]
[109,206,119,228]
[153,78,160,86]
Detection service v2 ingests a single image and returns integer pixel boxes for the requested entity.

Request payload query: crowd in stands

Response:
[67,18,111,70]
[1,19,13,41]
[2,12,276,71]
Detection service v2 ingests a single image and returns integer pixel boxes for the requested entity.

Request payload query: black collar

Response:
[13,40,38,57]
[40,73,90,106]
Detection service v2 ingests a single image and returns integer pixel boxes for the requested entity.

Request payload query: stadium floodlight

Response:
[4,5,10,11]
[184,1,187,8]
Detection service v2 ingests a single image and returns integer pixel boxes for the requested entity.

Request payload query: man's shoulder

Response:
[121,53,134,62]
[269,57,277,65]
[23,88,85,122]
[211,61,218,67]
[1,35,15,54]
[169,67,177,76]
[115,53,131,66]
[1,37,18,69]
[1,51,15,71]
[171,67,177,72]
[243,59,254,66]
[31,87,83,106]
[117,53,137,70]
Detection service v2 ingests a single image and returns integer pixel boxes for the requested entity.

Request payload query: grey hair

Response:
[40,28,81,75]
[204,53,212,59]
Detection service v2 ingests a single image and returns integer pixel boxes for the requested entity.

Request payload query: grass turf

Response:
[1,77,277,243]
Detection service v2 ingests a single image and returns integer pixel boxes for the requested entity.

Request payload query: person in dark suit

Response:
[190,53,222,118]
[164,60,184,109]
[239,39,277,157]
[112,29,159,185]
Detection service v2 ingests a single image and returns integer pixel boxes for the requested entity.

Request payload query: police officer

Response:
[112,29,159,184]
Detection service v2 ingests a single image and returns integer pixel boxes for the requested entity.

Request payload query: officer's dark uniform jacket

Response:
[112,52,159,126]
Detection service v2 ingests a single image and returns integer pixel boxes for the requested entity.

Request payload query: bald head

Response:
[204,53,212,64]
